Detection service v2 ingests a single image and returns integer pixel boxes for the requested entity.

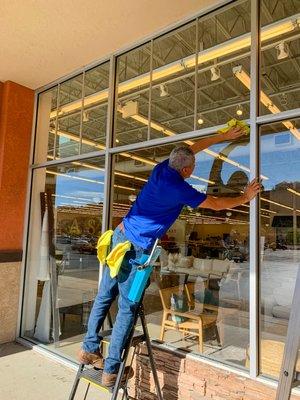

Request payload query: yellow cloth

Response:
[106,241,131,278]
[96,230,114,264]
[218,118,250,135]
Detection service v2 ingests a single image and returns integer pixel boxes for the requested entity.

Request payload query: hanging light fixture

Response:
[210,66,220,81]
[276,41,289,60]
[83,111,89,122]
[159,83,169,97]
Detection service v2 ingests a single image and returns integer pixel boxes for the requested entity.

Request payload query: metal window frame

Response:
[249,0,260,379]
[17,0,300,387]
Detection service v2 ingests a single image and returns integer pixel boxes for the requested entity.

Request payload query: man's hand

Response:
[220,126,247,141]
[244,179,261,201]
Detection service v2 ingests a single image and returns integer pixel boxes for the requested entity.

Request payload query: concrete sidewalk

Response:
[0,342,112,400]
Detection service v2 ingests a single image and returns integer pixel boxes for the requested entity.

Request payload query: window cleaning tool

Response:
[128,239,161,303]
[275,265,300,400]
[68,241,163,400]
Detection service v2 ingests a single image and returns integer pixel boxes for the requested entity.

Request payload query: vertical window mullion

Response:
[249,0,261,379]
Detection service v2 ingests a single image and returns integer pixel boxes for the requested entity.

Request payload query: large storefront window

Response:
[111,132,251,369]
[22,158,105,360]
[21,0,300,382]
[259,118,300,378]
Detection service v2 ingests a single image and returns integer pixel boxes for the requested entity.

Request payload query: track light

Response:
[236,105,243,116]
[210,66,220,81]
[197,116,204,125]
[159,84,169,97]
[276,41,289,60]
[83,111,89,122]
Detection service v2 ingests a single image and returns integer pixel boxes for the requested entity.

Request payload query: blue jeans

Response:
[82,227,145,373]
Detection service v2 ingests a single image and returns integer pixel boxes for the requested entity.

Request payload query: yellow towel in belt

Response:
[106,241,131,278]
[218,118,250,135]
[96,230,114,264]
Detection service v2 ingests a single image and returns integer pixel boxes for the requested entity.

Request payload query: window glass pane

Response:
[34,86,58,164]
[55,74,84,158]
[260,1,300,115]
[81,63,110,153]
[22,157,105,360]
[150,22,196,138]
[114,1,252,147]
[114,43,151,146]
[196,0,251,128]
[110,132,251,370]
[260,118,300,380]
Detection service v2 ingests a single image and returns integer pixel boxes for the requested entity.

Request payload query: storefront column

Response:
[0,80,34,343]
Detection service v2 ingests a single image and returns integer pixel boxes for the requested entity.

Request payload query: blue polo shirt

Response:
[123,159,207,250]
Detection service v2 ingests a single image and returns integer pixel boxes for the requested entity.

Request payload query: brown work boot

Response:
[102,366,134,387]
[77,348,104,369]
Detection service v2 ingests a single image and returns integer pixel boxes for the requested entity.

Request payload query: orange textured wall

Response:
[0,81,34,252]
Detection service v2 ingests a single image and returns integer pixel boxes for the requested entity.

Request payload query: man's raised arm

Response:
[190,126,247,154]
[199,179,260,210]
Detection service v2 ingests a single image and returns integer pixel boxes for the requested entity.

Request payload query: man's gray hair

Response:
[169,145,195,172]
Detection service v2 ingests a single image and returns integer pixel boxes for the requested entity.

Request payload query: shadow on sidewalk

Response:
[0,341,30,358]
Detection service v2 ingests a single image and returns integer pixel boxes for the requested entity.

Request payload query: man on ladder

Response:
[77,124,260,388]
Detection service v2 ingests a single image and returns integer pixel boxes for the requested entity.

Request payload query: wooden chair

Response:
[159,285,218,353]
[245,339,300,377]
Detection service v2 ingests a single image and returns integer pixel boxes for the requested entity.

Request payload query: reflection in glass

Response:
[260,1,300,115]
[113,1,253,146]
[22,158,104,360]
[81,63,110,153]
[114,43,151,146]
[55,74,84,157]
[111,134,251,369]
[260,119,300,379]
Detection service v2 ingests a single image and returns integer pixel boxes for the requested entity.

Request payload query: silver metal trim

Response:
[102,55,116,233]
[249,0,260,379]
[148,40,154,141]
[31,149,106,169]
[194,18,199,131]
[109,124,223,154]
[78,71,85,154]
[53,83,60,159]
[256,108,300,125]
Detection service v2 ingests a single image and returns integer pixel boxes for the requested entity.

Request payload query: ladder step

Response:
[101,329,145,346]
[80,368,114,393]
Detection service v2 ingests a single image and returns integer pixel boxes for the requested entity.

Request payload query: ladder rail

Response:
[111,302,144,400]
[68,240,163,400]
[276,265,300,400]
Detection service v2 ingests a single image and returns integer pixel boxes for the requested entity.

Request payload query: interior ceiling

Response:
[0,0,222,89]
